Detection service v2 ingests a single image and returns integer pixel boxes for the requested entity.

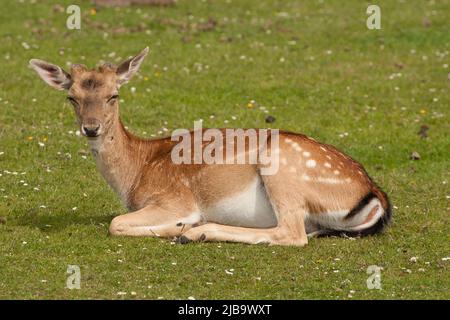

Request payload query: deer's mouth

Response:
[85,132,100,138]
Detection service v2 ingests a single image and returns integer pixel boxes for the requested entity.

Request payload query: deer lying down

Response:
[29,47,391,246]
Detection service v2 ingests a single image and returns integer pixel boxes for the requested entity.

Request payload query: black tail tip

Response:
[318,200,392,238]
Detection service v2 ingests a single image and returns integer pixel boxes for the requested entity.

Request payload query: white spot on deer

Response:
[345,178,352,183]
[303,151,311,157]
[289,166,297,173]
[316,177,344,184]
[306,159,316,168]
[320,146,327,152]
[284,138,292,144]
[292,142,302,152]
[281,157,287,165]
[333,170,340,175]
[326,155,332,160]
[324,162,331,168]
[301,174,311,181]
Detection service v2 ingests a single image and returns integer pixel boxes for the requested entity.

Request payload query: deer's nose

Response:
[82,120,101,138]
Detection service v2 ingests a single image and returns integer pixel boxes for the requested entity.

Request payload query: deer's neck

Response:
[88,116,147,207]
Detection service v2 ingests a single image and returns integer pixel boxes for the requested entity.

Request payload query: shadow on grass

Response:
[12,209,117,233]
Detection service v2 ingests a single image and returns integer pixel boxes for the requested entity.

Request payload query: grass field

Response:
[0,0,449,299]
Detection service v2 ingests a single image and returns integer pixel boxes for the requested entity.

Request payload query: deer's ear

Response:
[29,59,72,90]
[116,47,149,86]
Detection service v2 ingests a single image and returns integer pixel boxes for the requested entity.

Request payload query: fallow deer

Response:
[29,47,391,246]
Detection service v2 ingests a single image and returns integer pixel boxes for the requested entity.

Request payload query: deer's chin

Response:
[87,136,103,153]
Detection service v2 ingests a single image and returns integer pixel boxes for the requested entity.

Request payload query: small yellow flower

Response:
[420,109,426,114]
[247,102,254,108]
[27,136,33,141]
[154,72,160,77]
[144,76,149,81]
[43,137,48,142]
[90,8,97,16]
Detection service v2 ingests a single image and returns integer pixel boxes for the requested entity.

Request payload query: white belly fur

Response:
[202,176,277,228]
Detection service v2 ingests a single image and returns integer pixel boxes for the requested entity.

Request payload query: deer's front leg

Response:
[109,204,201,238]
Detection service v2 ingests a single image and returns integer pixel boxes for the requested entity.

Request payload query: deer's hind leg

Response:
[179,172,309,246]
[177,221,306,246]
[258,172,309,246]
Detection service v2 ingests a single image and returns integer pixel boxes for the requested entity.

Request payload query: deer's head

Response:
[29,47,148,138]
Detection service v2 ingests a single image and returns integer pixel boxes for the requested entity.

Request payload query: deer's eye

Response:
[107,95,119,103]
[67,96,79,107]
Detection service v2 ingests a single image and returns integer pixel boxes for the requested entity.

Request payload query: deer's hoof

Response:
[176,235,192,244]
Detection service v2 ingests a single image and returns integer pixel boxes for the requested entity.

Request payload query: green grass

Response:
[0,0,449,299]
